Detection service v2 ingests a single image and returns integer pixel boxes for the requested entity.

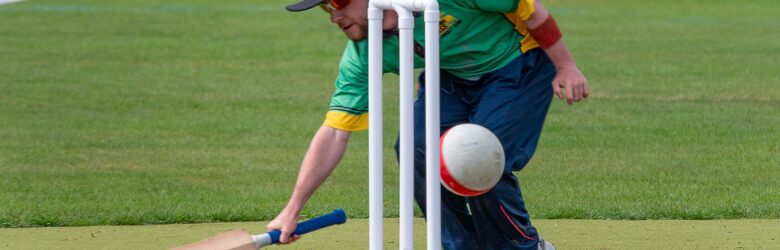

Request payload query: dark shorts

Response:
[395,48,555,249]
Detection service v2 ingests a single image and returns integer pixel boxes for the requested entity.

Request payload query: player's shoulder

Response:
[439,0,523,14]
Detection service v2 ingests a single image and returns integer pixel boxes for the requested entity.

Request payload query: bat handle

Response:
[253,209,347,248]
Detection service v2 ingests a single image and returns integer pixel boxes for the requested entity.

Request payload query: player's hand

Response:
[266,209,302,244]
[551,63,589,105]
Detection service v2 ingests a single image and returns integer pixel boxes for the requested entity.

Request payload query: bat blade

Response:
[170,229,257,250]
[170,209,347,249]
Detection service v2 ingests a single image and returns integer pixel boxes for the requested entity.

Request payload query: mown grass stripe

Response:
[0,4,286,12]
[0,0,777,228]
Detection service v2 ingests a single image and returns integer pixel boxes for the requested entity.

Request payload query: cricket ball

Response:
[439,123,505,197]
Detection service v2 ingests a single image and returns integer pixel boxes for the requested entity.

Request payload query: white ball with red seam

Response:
[439,123,505,197]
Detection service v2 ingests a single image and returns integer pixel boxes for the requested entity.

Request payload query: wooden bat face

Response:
[170,229,257,250]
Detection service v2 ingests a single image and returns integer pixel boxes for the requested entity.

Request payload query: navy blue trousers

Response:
[395,48,555,249]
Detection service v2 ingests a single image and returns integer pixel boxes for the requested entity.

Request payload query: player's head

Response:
[286,0,370,42]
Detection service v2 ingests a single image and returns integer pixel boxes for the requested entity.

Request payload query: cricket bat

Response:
[170,209,347,250]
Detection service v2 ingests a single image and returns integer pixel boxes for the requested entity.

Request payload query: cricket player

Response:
[269,0,589,249]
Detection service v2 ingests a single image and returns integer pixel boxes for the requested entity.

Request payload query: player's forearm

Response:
[542,40,576,71]
[284,125,351,213]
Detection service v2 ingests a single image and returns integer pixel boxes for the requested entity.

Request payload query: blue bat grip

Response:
[268,208,347,244]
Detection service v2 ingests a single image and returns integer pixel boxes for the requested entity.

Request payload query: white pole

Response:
[394,5,415,250]
[367,3,384,250]
[424,1,441,249]
[368,1,440,249]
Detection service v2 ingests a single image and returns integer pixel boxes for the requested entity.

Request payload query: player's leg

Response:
[394,71,478,249]
[466,48,556,249]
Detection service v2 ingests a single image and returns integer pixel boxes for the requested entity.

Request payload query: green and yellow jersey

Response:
[324,0,539,131]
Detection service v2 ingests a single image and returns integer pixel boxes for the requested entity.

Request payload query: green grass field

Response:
[2,219,779,249]
[0,0,778,235]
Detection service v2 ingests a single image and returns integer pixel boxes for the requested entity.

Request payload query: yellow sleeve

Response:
[323,111,369,132]
[513,0,535,21]
[503,0,540,53]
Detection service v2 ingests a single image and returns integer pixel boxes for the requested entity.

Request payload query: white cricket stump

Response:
[367,0,440,249]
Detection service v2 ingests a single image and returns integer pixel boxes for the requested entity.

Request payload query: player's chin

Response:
[346,34,366,42]
[344,29,367,42]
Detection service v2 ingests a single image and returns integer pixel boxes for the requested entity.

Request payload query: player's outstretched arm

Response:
[266,125,351,244]
[525,1,590,105]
